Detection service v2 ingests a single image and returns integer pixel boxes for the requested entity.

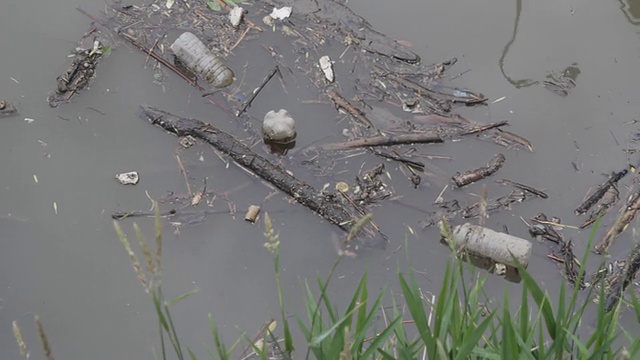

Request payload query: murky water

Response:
[1,0,640,358]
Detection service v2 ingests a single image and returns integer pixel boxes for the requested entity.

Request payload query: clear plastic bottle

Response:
[170,32,234,88]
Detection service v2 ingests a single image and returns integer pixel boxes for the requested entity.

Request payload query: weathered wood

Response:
[138,105,355,231]
[322,132,444,150]
[452,153,506,187]
[575,169,628,215]
[595,189,640,254]
[604,242,640,312]
[327,89,374,129]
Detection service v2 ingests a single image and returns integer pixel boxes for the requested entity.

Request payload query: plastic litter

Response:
[116,171,140,185]
[448,223,532,268]
[319,56,334,82]
[170,32,234,88]
[263,109,296,144]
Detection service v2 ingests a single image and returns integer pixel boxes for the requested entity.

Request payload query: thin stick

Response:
[145,38,160,68]
[175,154,193,196]
[230,27,251,51]
[236,66,279,116]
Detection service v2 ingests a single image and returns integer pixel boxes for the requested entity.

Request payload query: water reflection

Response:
[619,0,640,25]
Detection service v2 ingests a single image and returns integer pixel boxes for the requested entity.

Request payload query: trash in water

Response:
[319,56,334,83]
[0,100,18,118]
[229,7,244,28]
[263,109,296,145]
[170,32,234,88]
[446,222,532,268]
[270,7,292,20]
[244,205,261,223]
[116,171,140,185]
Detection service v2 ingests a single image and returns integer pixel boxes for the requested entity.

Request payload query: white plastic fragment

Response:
[319,55,334,83]
[449,223,532,268]
[24,118,34,123]
[492,96,506,104]
[262,109,296,144]
[116,171,140,185]
[229,7,244,27]
[166,0,175,9]
[270,6,292,20]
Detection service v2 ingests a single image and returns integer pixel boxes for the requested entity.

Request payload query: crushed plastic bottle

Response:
[263,109,296,144]
[170,32,234,88]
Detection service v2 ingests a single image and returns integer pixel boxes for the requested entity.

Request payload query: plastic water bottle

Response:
[170,32,234,88]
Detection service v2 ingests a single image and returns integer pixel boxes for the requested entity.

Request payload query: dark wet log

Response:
[604,242,640,312]
[595,189,640,254]
[138,105,355,231]
[575,169,627,215]
[452,153,506,187]
[580,185,619,229]
[0,100,18,118]
[327,89,373,129]
[322,132,444,150]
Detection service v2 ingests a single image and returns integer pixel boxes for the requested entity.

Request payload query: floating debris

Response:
[319,55,334,83]
[47,39,107,107]
[263,109,296,145]
[452,153,506,187]
[0,100,18,118]
[270,6,292,20]
[244,205,261,223]
[446,222,532,268]
[229,7,244,28]
[116,171,140,185]
[170,32,234,88]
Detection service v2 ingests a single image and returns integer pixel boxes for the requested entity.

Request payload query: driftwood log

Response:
[595,189,640,254]
[138,105,355,231]
[575,169,627,215]
[452,153,506,187]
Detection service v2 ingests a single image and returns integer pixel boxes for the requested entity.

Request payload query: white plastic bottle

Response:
[170,32,234,88]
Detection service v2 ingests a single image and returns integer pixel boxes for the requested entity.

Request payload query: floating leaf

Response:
[207,0,221,11]
[223,0,238,7]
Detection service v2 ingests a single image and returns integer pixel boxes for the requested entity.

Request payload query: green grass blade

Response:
[353,290,386,351]
[166,289,199,307]
[361,316,401,358]
[309,304,361,347]
[187,347,197,360]
[398,272,435,353]
[164,303,184,359]
[317,274,337,323]
[454,311,494,360]
[209,314,227,359]
[518,261,556,340]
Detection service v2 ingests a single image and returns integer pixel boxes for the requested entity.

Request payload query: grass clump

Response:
[108,210,640,359]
